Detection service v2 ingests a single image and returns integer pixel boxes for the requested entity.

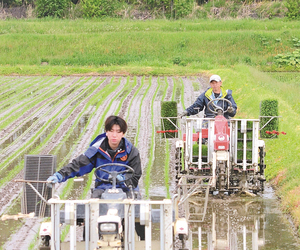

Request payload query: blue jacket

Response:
[58,133,141,191]
[186,87,237,119]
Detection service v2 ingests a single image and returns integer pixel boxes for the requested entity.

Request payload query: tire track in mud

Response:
[0,76,203,250]
[144,76,165,197]
[119,77,140,119]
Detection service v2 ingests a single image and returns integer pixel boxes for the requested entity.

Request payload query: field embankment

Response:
[1,19,300,75]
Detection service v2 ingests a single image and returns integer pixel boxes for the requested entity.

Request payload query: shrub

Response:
[136,0,194,18]
[285,0,300,19]
[274,49,300,68]
[173,56,181,65]
[81,0,117,18]
[161,101,178,138]
[260,99,279,139]
[35,0,69,17]
[173,0,194,18]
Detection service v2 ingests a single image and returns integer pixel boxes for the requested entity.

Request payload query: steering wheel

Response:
[94,163,134,184]
[207,98,232,115]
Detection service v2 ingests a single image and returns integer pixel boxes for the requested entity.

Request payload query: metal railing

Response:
[182,117,263,172]
[48,198,174,250]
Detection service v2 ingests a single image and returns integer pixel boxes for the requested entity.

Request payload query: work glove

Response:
[227,106,235,114]
[47,172,63,188]
[116,174,125,183]
[179,110,188,118]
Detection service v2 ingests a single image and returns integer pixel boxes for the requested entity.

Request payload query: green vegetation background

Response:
[1,19,300,74]
[2,0,295,19]
[1,18,300,232]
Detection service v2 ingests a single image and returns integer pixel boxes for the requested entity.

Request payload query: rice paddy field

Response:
[0,18,299,249]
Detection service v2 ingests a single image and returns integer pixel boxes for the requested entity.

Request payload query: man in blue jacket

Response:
[47,115,142,198]
[180,75,237,119]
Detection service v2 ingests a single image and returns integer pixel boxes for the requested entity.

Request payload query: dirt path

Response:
[0,76,206,250]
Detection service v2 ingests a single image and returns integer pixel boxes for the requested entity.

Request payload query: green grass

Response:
[1,19,300,74]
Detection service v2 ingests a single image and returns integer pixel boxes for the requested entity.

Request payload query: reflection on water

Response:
[186,185,300,250]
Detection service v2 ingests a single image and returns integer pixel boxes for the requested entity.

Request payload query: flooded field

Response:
[185,185,300,250]
[0,76,299,249]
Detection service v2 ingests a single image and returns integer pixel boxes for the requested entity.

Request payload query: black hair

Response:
[104,115,127,133]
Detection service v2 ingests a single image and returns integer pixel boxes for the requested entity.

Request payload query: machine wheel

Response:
[217,161,227,192]
[40,235,50,248]
[259,146,266,191]
[175,147,182,182]
[179,234,188,250]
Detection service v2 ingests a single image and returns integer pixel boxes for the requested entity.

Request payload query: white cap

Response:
[209,75,221,82]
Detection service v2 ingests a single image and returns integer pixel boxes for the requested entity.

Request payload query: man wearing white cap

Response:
[179,74,237,119]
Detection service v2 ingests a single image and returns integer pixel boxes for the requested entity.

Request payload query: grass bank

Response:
[1,19,300,75]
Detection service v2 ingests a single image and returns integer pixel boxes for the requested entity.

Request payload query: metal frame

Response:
[182,118,262,172]
[259,116,281,130]
[48,198,174,250]
[184,117,215,170]
[22,155,56,217]
[230,119,261,171]
[175,117,265,195]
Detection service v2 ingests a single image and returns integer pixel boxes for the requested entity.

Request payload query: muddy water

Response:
[0,117,38,150]
[0,197,22,247]
[149,137,169,199]
[51,114,90,199]
[0,114,90,248]
[147,137,300,249]
[1,74,299,249]
[186,185,300,250]
[53,114,90,166]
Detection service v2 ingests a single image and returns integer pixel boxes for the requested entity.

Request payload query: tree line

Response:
[1,0,300,19]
